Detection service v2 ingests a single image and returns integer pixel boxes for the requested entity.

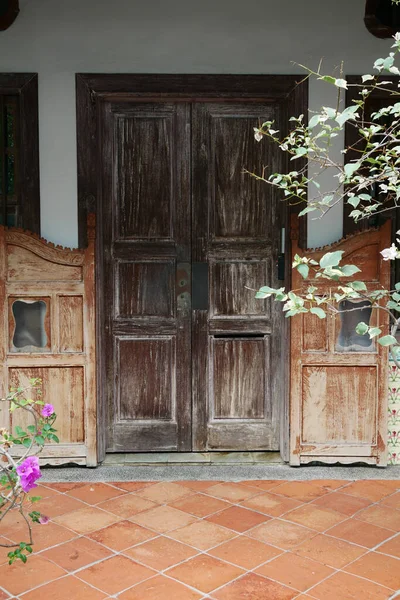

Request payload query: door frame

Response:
[75,73,308,463]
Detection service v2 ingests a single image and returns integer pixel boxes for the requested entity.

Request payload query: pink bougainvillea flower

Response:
[16,456,42,492]
[39,515,49,525]
[41,404,54,418]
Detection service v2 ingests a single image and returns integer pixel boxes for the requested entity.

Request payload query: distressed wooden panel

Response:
[211,260,269,317]
[7,246,82,281]
[59,296,83,352]
[212,337,266,419]
[9,366,85,443]
[302,313,328,352]
[117,261,174,318]
[209,107,276,240]
[117,337,174,421]
[301,366,377,445]
[345,244,379,282]
[115,110,174,240]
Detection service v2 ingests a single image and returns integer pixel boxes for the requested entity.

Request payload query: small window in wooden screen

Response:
[12,300,47,349]
[336,299,375,352]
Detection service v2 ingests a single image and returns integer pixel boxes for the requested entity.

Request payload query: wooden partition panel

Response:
[0,216,96,466]
[290,220,391,466]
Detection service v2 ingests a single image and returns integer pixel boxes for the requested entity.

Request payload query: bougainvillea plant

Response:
[0,378,58,564]
[251,30,400,366]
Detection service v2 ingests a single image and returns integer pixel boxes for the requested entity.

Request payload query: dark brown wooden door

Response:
[100,99,283,452]
[192,103,283,450]
[101,101,192,451]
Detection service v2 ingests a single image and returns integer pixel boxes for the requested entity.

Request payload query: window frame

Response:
[0,74,40,233]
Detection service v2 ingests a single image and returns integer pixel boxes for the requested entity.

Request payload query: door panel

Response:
[192,103,283,450]
[101,101,191,451]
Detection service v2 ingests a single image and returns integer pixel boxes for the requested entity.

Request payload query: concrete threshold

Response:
[102,451,284,466]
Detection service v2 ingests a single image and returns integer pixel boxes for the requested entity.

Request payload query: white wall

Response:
[0,0,393,247]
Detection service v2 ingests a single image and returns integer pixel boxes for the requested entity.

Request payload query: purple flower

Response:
[39,515,49,525]
[41,404,54,418]
[16,456,42,493]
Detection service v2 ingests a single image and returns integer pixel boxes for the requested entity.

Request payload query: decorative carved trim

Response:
[4,227,85,266]
[0,0,19,31]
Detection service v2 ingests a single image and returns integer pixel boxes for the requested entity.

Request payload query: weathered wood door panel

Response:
[101,101,191,451]
[192,103,284,450]
[290,222,391,466]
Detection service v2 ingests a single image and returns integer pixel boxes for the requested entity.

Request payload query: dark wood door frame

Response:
[76,73,308,463]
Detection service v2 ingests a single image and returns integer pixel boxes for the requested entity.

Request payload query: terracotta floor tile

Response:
[125,535,197,569]
[208,536,282,569]
[21,575,107,600]
[380,491,400,509]
[239,480,282,491]
[5,521,77,553]
[340,480,400,502]
[77,555,155,595]
[309,571,392,600]
[312,492,371,516]
[356,504,400,531]
[26,484,62,499]
[271,481,331,502]
[169,520,236,550]
[294,533,366,568]
[241,492,302,517]
[206,506,270,532]
[118,574,202,600]
[167,554,244,594]
[97,493,158,518]
[27,494,85,518]
[377,533,400,558]
[135,482,193,503]
[53,506,119,534]
[169,494,230,517]
[0,590,9,600]
[0,555,66,595]
[43,482,86,492]
[41,536,113,571]
[345,551,400,590]
[177,481,222,491]
[327,518,394,548]
[66,482,125,505]
[108,482,156,492]
[310,480,350,491]
[248,519,316,550]
[213,573,296,600]
[130,505,198,533]
[88,520,155,550]
[255,553,334,592]
[0,536,13,566]
[204,483,260,503]
[283,504,346,532]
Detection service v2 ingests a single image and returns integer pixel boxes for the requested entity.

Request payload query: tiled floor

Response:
[1,480,400,599]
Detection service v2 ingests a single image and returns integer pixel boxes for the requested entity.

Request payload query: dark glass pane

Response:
[6,206,17,226]
[336,299,374,352]
[12,300,47,349]
[6,104,14,148]
[6,153,14,195]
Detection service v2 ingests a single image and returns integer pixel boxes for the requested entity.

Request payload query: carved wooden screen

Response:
[0,216,96,466]
[290,220,391,466]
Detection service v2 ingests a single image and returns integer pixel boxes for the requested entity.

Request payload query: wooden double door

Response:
[97,89,291,453]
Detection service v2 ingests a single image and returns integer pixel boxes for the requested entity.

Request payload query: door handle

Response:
[192,262,209,310]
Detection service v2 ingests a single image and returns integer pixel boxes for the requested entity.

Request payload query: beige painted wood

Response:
[290,219,391,466]
[0,216,97,466]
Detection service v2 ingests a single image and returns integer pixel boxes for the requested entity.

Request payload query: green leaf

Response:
[29,496,42,503]
[22,438,31,448]
[362,74,374,82]
[378,335,398,346]
[349,280,367,291]
[318,75,336,85]
[395,282,400,291]
[310,307,326,319]
[344,161,361,178]
[298,206,316,217]
[368,327,382,339]
[308,114,321,129]
[355,322,369,335]
[50,434,60,443]
[27,425,36,434]
[34,435,45,445]
[335,78,348,89]
[297,263,309,279]
[319,250,344,269]
[341,265,362,277]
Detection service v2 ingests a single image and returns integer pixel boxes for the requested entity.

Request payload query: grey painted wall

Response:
[0,0,393,247]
